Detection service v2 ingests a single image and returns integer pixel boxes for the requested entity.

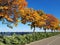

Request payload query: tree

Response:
[46,14,59,32]
[0,0,59,33]
[58,21,60,30]
[29,10,47,32]
[0,0,27,28]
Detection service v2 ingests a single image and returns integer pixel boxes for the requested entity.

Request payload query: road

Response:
[26,34,60,45]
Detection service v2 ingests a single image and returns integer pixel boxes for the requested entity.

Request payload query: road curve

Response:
[26,34,60,45]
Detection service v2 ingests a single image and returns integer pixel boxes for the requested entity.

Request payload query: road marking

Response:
[47,37,60,45]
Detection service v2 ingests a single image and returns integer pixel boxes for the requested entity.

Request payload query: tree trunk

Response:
[54,30,55,32]
[44,30,46,33]
[33,26,36,33]
[44,28,46,33]
[33,27,36,41]
[33,27,35,33]
[51,30,53,33]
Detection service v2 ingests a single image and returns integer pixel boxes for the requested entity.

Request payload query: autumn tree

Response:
[0,0,27,28]
[28,10,47,32]
[57,21,60,30]
[36,10,48,32]
[46,14,59,32]
[0,0,59,33]
[19,8,40,32]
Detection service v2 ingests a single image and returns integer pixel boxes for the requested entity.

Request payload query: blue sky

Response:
[0,0,60,32]
[27,0,60,19]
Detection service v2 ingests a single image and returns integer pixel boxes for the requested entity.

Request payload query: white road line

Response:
[47,37,60,45]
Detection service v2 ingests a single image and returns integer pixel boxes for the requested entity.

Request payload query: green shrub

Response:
[0,42,5,45]
[0,32,59,45]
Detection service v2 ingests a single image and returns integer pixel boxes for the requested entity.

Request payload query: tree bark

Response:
[44,30,46,33]
[33,27,35,33]
[54,30,55,32]
[51,30,53,33]
[44,28,46,33]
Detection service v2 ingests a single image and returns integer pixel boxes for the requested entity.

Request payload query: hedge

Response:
[0,32,60,45]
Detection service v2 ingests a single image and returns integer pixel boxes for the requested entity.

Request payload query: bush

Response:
[0,32,60,45]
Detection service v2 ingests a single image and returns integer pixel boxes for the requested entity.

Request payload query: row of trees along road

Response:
[0,0,60,32]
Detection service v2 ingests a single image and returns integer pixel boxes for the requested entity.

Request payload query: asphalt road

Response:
[26,34,60,45]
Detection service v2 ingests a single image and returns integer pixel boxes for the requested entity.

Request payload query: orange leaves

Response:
[58,21,60,30]
[0,13,13,22]
[0,0,28,24]
[6,17,13,22]
[19,9,25,16]
[0,13,4,16]
[1,14,13,22]
[37,21,46,27]
[17,0,27,10]
[0,0,59,30]
[46,14,59,30]
[0,6,4,9]
[30,12,39,21]
[4,6,8,9]
[5,16,13,22]
[0,6,8,9]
